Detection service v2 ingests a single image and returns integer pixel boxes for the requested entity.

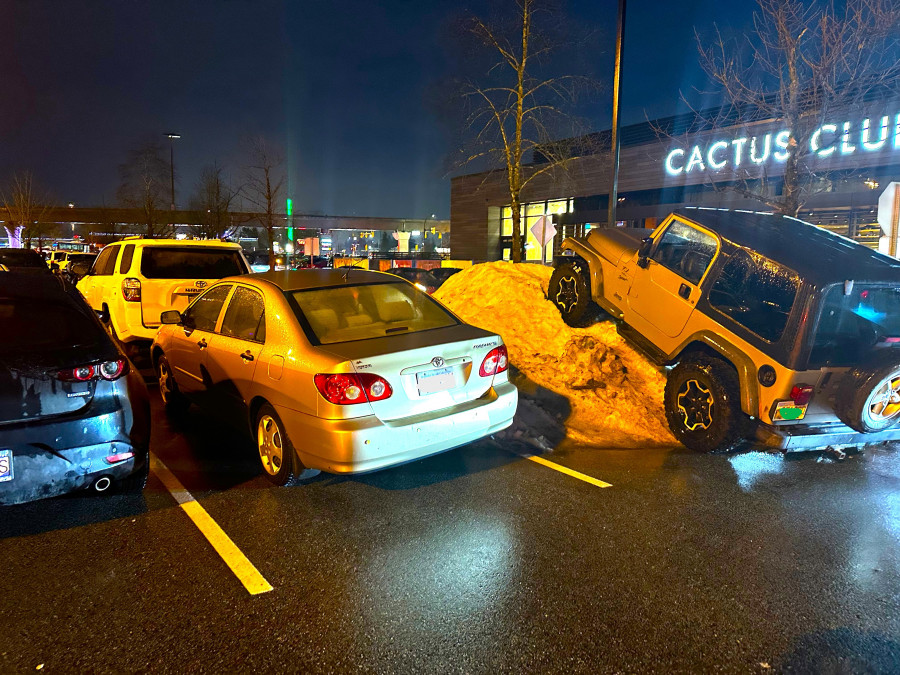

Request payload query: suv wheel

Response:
[836,353,900,433]
[664,356,746,452]
[548,260,602,327]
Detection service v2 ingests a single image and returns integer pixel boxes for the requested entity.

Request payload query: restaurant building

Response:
[450,100,900,262]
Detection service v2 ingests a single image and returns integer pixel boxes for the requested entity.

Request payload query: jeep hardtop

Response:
[549,207,900,451]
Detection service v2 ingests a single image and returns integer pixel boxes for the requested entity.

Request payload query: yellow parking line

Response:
[149,453,273,595]
[524,454,612,488]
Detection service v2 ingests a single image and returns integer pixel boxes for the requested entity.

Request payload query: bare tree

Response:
[2,171,54,251]
[450,0,601,262]
[117,139,173,238]
[189,163,240,240]
[242,136,285,269]
[695,0,900,215]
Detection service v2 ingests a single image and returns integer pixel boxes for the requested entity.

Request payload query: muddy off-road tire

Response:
[835,352,900,433]
[664,356,747,453]
[548,260,603,328]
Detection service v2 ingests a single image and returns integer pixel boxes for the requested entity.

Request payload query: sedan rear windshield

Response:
[809,283,900,367]
[0,300,108,352]
[0,249,47,269]
[289,282,459,345]
[140,247,246,279]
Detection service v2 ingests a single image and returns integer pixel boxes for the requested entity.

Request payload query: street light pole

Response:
[607,0,626,228]
[165,133,181,210]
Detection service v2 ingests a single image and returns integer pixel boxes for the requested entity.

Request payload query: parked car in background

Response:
[0,248,53,274]
[77,238,250,355]
[431,267,463,288]
[385,267,439,294]
[45,250,70,270]
[61,252,98,284]
[151,269,517,484]
[0,273,150,505]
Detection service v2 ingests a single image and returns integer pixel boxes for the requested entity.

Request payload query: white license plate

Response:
[0,449,12,482]
[417,366,456,395]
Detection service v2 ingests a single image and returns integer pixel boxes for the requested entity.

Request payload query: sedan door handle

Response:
[678,283,691,300]
[197,338,208,349]
[240,350,254,362]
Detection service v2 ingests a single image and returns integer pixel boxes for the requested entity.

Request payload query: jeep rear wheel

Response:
[548,260,602,328]
[836,353,900,433]
[664,356,747,452]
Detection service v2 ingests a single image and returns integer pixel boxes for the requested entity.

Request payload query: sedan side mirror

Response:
[160,310,183,325]
[637,236,653,269]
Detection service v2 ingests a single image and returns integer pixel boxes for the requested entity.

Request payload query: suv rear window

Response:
[140,247,246,279]
[809,284,900,367]
[708,249,799,342]
[289,282,458,345]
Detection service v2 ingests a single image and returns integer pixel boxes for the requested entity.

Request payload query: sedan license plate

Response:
[417,366,456,395]
[0,449,12,482]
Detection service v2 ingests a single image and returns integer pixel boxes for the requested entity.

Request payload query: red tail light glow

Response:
[105,451,135,464]
[58,359,127,382]
[314,373,393,405]
[479,345,509,377]
[790,384,814,406]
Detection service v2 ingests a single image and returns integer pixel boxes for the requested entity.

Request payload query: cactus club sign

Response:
[664,114,900,176]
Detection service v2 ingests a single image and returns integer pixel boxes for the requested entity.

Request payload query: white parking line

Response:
[149,453,273,595]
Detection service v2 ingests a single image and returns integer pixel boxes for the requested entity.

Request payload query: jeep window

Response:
[808,284,900,367]
[183,284,232,332]
[141,247,247,279]
[708,250,799,343]
[651,221,717,285]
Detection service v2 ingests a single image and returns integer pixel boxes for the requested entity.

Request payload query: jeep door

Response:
[165,284,233,399]
[626,219,718,340]
[204,285,266,420]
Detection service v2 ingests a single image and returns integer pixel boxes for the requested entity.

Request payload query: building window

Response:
[501,198,574,261]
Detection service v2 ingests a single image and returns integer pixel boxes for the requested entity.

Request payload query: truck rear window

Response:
[289,282,458,345]
[140,248,246,279]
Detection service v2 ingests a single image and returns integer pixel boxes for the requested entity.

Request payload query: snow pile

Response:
[435,261,676,448]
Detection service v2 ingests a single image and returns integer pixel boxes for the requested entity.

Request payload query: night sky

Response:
[0,0,753,219]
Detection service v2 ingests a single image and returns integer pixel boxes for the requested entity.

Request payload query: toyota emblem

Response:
[195,280,208,288]
[431,356,445,368]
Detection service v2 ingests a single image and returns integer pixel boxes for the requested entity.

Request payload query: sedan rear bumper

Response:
[279,381,518,474]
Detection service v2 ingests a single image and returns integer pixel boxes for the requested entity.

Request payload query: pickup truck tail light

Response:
[122,277,141,302]
[314,373,393,404]
[479,345,509,377]
[790,384,814,406]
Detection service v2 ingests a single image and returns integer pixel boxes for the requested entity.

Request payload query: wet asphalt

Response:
[2,392,900,674]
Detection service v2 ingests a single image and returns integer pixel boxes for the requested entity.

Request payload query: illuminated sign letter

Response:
[685,146,705,173]
[665,148,685,175]
[773,130,791,161]
[811,124,837,157]
[750,134,772,164]
[841,121,856,154]
[862,117,889,151]
[731,138,748,167]
[707,141,729,170]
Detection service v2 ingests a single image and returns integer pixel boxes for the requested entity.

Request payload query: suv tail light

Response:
[790,384,814,406]
[58,359,127,382]
[122,277,141,302]
[479,345,509,377]
[314,373,393,405]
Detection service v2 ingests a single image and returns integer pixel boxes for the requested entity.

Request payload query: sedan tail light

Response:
[314,373,393,405]
[479,345,509,377]
[58,359,127,382]
[122,277,141,302]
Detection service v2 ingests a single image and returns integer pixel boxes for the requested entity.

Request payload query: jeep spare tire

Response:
[835,352,900,433]
[548,260,602,328]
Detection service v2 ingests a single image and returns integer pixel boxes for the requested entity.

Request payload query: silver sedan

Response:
[150,270,518,484]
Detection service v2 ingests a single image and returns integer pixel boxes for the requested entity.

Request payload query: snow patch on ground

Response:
[435,261,676,448]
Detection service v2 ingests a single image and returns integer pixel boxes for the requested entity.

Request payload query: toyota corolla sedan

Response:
[150,270,517,485]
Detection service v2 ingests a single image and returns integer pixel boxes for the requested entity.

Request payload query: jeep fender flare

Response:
[667,333,759,418]
[558,238,605,303]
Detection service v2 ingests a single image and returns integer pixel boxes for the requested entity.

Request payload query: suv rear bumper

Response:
[756,423,900,451]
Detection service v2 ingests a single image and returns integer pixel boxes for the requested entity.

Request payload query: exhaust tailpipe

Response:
[93,476,113,493]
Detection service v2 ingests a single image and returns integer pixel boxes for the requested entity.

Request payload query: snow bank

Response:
[435,261,676,448]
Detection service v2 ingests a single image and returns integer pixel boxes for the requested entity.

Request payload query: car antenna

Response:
[342,265,351,282]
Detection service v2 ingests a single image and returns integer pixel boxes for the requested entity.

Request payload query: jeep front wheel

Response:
[548,260,602,328]
[664,356,746,452]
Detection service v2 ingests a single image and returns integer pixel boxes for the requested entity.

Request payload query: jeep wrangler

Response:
[549,207,900,452]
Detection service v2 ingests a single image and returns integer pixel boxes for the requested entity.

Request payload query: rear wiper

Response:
[385,326,409,334]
